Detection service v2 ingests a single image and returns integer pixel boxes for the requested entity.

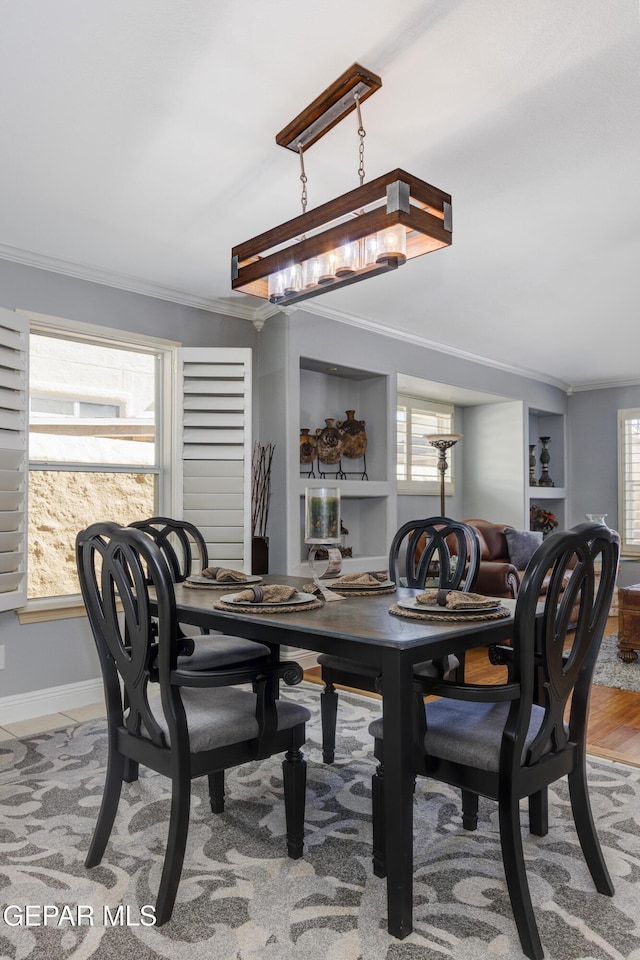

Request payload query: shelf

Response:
[528,487,566,499]
[297,478,390,498]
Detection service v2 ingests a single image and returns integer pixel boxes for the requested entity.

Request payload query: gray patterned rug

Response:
[594,635,640,692]
[1,683,640,960]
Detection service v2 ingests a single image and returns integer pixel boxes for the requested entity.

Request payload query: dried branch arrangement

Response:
[251,441,275,538]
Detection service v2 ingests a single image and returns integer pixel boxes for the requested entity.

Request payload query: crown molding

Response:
[0,244,258,320]
[1,243,628,394]
[570,377,640,393]
[292,299,572,392]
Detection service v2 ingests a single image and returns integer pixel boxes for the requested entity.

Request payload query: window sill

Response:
[17,595,88,624]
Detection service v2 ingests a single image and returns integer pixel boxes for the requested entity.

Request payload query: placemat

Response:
[389,603,511,622]
[302,582,397,597]
[213,597,323,614]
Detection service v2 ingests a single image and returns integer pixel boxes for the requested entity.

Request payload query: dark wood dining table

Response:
[167,574,516,940]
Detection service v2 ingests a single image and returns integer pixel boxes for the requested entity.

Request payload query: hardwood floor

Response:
[304,617,640,768]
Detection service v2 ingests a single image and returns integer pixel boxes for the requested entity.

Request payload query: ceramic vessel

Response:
[316,418,344,465]
[299,428,317,465]
[336,409,367,459]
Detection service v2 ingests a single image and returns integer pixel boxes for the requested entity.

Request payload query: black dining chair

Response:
[130,516,272,670]
[317,517,481,763]
[368,522,619,960]
[77,522,309,926]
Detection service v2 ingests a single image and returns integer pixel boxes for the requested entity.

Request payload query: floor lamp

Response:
[426,434,463,517]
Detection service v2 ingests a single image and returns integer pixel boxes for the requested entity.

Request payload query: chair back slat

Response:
[388,516,481,591]
[76,522,180,749]
[129,516,209,582]
[511,522,619,766]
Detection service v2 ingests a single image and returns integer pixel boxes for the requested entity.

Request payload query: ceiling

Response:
[1,0,638,392]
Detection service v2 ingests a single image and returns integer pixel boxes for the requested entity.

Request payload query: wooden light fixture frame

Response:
[231,64,452,307]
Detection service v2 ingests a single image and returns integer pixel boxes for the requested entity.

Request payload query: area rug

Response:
[594,635,640,692]
[1,684,640,960]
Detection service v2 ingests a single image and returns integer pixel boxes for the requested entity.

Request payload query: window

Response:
[397,395,456,494]
[28,330,163,599]
[0,311,253,615]
[618,408,640,555]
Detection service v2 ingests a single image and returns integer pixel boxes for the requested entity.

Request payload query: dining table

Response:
[165,573,517,940]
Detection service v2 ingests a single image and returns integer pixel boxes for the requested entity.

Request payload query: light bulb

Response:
[335,241,360,277]
[361,234,378,267]
[268,271,285,303]
[302,257,321,288]
[318,251,337,283]
[282,264,302,295]
[375,227,407,265]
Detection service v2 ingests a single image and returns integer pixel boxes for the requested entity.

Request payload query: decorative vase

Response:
[316,418,344,465]
[336,409,367,459]
[528,444,538,486]
[299,428,317,465]
[538,436,554,487]
[251,535,269,574]
[304,486,341,543]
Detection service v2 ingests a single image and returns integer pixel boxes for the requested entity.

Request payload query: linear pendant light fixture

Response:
[231,63,452,308]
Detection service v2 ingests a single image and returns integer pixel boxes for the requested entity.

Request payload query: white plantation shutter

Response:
[0,308,28,610]
[618,408,640,555]
[176,349,252,569]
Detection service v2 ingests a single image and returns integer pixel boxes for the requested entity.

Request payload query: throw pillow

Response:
[504,528,544,570]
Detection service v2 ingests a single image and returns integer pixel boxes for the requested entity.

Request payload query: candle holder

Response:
[305,486,342,579]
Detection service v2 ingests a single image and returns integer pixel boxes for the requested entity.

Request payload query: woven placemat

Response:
[302,582,397,598]
[213,597,323,615]
[389,603,511,623]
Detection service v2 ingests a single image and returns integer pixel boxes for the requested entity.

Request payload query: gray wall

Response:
[4,260,611,706]
[568,384,640,587]
[0,258,257,699]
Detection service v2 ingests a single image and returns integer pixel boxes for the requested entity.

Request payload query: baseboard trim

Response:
[281,649,319,671]
[0,677,104,726]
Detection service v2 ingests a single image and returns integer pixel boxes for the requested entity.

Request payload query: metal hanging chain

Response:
[298,144,308,215]
[355,93,366,185]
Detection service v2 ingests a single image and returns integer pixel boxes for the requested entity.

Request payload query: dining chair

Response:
[368,521,619,960]
[77,522,309,925]
[317,517,481,763]
[130,516,272,670]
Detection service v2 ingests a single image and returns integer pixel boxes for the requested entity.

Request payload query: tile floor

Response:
[0,701,106,740]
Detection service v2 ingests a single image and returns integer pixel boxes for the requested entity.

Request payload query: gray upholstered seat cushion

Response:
[144,687,310,753]
[179,634,270,669]
[369,699,549,773]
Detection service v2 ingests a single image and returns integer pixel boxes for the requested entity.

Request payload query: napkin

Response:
[202,566,249,583]
[416,589,498,609]
[232,584,298,604]
[331,572,388,587]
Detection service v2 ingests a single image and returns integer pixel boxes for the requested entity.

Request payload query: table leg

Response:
[381,652,415,939]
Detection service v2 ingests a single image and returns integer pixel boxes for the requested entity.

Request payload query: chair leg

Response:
[208,770,225,814]
[568,763,614,896]
[461,789,479,831]
[371,763,386,878]
[283,747,306,859]
[499,792,543,960]
[123,759,139,783]
[320,681,339,764]
[529,789,548,836]
[85,748,125,868]
[155,768,191,926]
